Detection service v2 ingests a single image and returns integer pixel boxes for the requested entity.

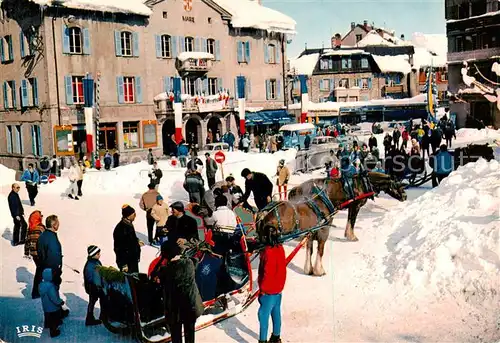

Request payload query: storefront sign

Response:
[182,16,194,23]
[198,101,225,113]
[142,120,158,148]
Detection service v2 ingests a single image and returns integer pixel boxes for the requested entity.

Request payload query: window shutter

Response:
[247,78,251,98]
[82,28,91,55]
[236,41,243,63]
[2,81,7,109]
[6,127,12,153]
[31,125,36,154]
[116,76,125,104]
[132,32,139,57]
[62,25,70,54]
[155,35,162,58]
[368,78,372,89]
[217,78,223,92]
[264,44,269,64]
[21,79,28,107]
[0,38,4,62]
[275,45,280,64]
[319,79,323,90]
[16,126,23,154]
[163,76,171,93]
[277,79,282,99]
[215,40,221,61]
[171,36,178,58]
[12,81,17,108]
[194,37,200,52]
[179,36,185,52]
[20,31,26,58]
[201,38,207,53]
[234,78,238,98]
[36,125,43,155]
[135,76,143,103]
[64,75,73,105]
[203,78,209,94]
[114,31,122,56]
[33,78,39,106]
[265,79,270,100]
[8,36,13,60]
[330,78,335,90]
[245,41,251,63]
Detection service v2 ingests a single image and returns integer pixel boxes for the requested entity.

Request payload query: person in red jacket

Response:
[257,224,286,343]
[402,129,410,150]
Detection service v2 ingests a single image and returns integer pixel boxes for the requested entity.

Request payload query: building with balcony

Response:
[446,0,500,127]
[0,0,295,170]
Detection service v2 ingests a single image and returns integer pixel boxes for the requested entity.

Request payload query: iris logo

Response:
[16,325,43,338]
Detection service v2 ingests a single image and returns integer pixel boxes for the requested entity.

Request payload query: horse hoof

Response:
[349,236,359,242]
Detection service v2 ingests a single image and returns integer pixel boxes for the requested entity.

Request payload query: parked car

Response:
[198,142,229,156]
[310,136,340,151]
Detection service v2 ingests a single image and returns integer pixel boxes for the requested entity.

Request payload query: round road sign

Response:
[214,151,226,164]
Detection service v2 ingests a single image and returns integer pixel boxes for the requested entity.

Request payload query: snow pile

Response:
[371,54,411,73]
[456,127,500,140]
[31,0,152,16]
[289,53,319,76]
[0,164,16,187]
[378,159,500,300]
[213,0,296,34]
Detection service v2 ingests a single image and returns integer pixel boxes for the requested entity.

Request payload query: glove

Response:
[121,265,129,272]
[15,216,21,221]
[23,255,31,260]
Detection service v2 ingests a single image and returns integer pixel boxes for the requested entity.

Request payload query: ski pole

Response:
[64,263,80,274]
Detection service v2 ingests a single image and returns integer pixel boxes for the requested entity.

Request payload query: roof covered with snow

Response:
[30,0,152,16]
[212,0,296,34]
[372,54,412,73]
[411,33,447,69]
[322,49,368,56]
[289,53,319,76]
[356,30,396,47]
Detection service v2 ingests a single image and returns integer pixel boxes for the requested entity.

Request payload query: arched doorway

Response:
[207,116,222,143]
[185,118,202,147]
[162,119,175,155]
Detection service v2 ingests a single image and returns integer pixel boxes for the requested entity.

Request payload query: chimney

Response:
[400,34,405,40]
[332,33,342,49]
[351,22,355,30]
[363,20,368,27]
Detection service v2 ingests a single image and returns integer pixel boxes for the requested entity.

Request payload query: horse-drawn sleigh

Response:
[98,172,407,342]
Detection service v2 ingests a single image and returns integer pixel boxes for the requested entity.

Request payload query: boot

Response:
[50,328,61,338]
[85,316,102,326]
[269,334,282,343]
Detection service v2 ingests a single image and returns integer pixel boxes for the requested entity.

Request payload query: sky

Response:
[262,0,446,58]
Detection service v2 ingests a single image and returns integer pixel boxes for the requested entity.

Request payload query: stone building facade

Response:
[0,0,294,170]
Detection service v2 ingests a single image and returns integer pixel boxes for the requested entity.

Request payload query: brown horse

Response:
[256,172,406,276]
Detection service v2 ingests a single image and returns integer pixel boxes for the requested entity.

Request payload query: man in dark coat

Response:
[304,134,311,150]
[113,205,143,273]
[183,171,205,204]
[383,133,392,155]
[240,168,273,211]
[148,161,163,190]
[186,157,203,171]
[392,127,401,149]
[368,133,378,152]
[421,127,431,160]
[159,240,204,343]
[165,202,199,247]
[8,183,27,246]
[37,215,63,289]
[444,119,456,148]
[430,128,442,154]
[205,153,218,189]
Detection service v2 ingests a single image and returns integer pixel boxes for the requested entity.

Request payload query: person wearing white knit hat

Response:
[83,245,102,326]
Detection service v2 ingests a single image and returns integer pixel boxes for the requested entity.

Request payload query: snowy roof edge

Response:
[30,0,152,16]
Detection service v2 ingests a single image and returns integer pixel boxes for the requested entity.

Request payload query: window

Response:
[208,78,218,95]
[98,123,117,151]
[341,58,352,69]
[319,79,330,91]
[338,96,347,102]
[69,27,82,54]
[72,76,84,104]
[361,58,369,68]
[5,125,13,153]
[208,17,212,24]
[161,35,171,58]
[20,31,35,58]
[15,125,23,154]
[185,37,194,52]
[162,11,168,19]
[237,41,250,63]
[1,35,14,62]
[456,36,464,52]
[320,59,329,70]
[207,39,215,55]
[31,125,42,156]
[440,72,448,82]
[2,80,17,109]
[268,79,277,100]
[123,77,135,103]
[121,32,132,56]
[356,34,363,43]
[142,120,158,148]
[20,78,39,107]
[361,78,369,89]
[184,78,196,96]
[123,121,140,149]
[268,44,276,64]
[348,96,358,102]
[339,79,349,88]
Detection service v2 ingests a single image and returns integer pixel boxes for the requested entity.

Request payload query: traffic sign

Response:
[214,151,226,164]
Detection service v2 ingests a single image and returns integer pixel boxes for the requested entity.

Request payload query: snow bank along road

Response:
[0,152,499,342]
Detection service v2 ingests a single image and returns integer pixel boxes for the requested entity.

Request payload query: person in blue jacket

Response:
[429,144,454,188]
[177,141,189,168]
[225,131,236,151]
[340,157,357,199]
[21,163,40,206]
[39,268,69,337]
[83,245,103,326]
[37,215,63,289]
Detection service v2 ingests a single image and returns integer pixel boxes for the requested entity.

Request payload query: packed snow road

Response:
[0,151,499,342]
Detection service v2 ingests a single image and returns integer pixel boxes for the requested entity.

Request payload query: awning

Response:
[245,109,293,126]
